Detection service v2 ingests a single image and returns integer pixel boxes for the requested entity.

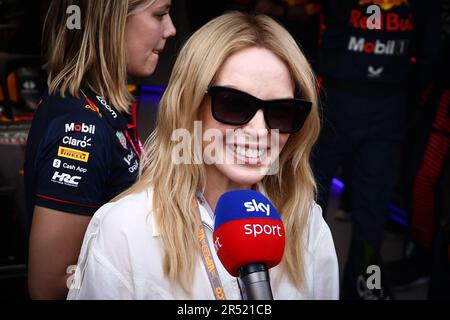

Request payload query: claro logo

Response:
[63,136,92,148]
[244,199,271,216]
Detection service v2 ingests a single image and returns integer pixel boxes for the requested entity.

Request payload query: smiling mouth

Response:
[226,144,271,165]
[234,145,266,158]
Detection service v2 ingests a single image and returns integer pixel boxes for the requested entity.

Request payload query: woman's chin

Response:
[214,163,270,187]
[127,61,157,77]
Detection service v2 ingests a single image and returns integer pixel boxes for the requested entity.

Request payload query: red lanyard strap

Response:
[127,101,145,162]
[124,130,142,161]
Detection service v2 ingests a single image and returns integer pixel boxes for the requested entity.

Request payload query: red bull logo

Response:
[350,9,413,31]
[359,0,408,11]
[85,99,103,118]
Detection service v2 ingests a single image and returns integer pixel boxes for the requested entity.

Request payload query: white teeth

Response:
[234,146,265,159]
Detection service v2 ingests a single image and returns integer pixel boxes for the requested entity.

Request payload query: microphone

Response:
[213,190,285,300]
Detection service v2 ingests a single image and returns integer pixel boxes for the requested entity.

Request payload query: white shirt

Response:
[67,188,339,300]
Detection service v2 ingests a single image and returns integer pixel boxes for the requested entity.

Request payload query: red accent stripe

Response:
[412,90,450,247]
[132,102,138,129]
[36,194,99,209]
[124,130,141,161]
[317,76,324,94]
[127,101,144,157]
[127,102,138,130]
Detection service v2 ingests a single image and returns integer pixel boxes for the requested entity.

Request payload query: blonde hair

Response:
[43,0,156,113]
[122,11,321,294]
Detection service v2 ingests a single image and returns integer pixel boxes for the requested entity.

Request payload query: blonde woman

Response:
[68,11,339,300]
[24,0,176,299]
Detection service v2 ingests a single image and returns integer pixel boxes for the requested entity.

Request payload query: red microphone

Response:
[213,190,285,300]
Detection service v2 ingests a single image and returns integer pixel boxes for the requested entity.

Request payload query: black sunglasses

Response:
[206,85,312,134]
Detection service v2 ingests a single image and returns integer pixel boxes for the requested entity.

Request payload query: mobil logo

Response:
[65,123,96,135]
[348,36,409,55]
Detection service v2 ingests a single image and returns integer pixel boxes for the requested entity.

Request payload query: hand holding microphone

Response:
[213,190,285,300]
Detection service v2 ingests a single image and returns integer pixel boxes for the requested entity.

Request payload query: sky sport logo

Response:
[58,146,90,163]
[244,224,283,238]
[244,199,271,216]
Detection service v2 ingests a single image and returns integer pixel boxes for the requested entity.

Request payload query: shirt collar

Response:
[81,88,128,130]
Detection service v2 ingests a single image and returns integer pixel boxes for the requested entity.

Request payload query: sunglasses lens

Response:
[266,101,311,133]
[211,89,255,125]
[208,86,311,133]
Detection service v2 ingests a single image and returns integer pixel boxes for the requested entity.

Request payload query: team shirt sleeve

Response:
[33,112,112,216]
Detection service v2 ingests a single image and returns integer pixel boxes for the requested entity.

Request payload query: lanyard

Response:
[194,191,226,300]
[124,129,142,161]
[128,101,145,155]
[126,102,144,162]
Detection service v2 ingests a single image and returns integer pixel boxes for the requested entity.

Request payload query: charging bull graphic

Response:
[359,0,408,11]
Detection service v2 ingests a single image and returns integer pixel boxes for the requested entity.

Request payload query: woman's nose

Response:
[164,15,176,39]
[242,109,270,142]
[245,109,267,131]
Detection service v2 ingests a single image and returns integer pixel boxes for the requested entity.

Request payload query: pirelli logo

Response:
[58,146,90,163]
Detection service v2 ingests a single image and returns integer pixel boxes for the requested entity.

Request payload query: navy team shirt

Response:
[24,88,141,218]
